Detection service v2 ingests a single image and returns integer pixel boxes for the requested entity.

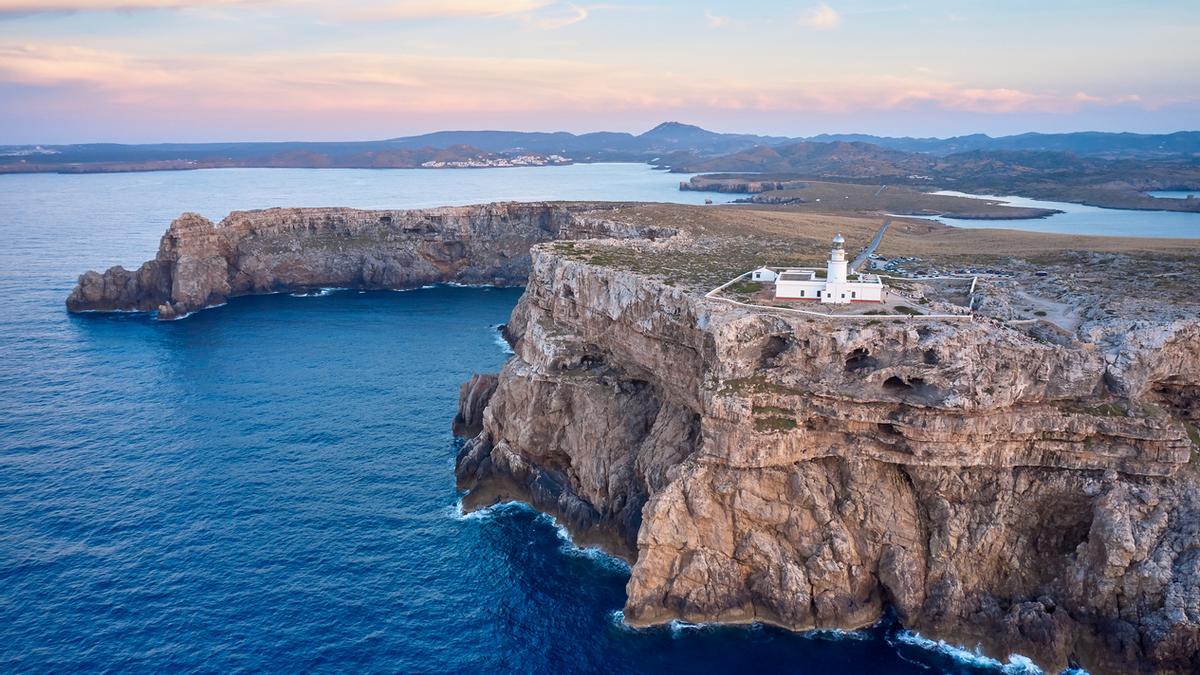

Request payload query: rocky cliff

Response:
[69,202,1200,673]
[455,245,1200,674]
[65,203,667,319]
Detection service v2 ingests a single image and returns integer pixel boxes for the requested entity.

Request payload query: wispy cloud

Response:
[798,2,839,29]
[0,0,564,18]
[0,43,177,87]
[703,8,728,28]
[0,0,266,14]
[0,41,1159,120]
[523,2,586,29]
[344,0,554,21]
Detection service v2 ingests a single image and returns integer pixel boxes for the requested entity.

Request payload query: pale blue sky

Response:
[0,0,1196,143]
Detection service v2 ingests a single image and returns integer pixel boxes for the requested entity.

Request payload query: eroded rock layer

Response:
[456,246,1200,674]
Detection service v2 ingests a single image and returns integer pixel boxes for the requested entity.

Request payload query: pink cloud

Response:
[522,2,586,29]
[0,0,265,12]
[798,3,839,30]
[341,0,554,21]
[0,44,177,87]
[704,9,729,29]
[0,41,1169,126]
[0,0,564,17]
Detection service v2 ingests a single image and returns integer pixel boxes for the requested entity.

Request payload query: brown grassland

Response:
[555,203,1200,293]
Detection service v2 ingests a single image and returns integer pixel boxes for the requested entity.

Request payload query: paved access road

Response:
[850,217,890,272]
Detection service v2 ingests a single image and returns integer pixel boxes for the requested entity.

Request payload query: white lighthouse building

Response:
[773,234,884,304]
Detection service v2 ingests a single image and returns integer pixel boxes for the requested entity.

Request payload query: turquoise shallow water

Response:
[1,165,1031,673]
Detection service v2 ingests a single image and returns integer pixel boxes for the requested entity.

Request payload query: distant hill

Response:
[671,140,1200,186]
[808,131,1200,158]
[671,141,1200,213]
[2,123,1197,174]
[381,121,791,158]
[669,141,924,176]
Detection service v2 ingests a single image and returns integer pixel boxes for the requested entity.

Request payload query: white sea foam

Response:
[668,619,714,636]
[290,287,340,297]
[892,631,1049,673]
[534,512,631,572]
[449,499,628,571]
[446,499,532,522]
[609,610,632,628]
[73,307,149,314]
[445,281,499,289]
[158,301,227,320]
[492,325,514,354]
[804,627,871,642]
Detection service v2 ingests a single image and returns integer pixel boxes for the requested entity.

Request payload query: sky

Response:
[0,0,1197,143]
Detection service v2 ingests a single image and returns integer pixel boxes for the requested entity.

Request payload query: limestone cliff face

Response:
[456,246,1200,674]
[66,204,663,319]
[68,201,1200,672]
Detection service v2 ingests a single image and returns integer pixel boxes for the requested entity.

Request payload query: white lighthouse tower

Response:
[827,233,848,284]
[820,233,851,303]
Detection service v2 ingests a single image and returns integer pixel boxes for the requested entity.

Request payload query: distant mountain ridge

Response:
[807,130,1200,157]
[381,121,794,157]
[2,122,1197,173]
[383,123,1200,158]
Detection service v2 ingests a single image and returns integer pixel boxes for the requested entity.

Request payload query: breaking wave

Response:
[448,499,629,572]
[492,324,514,354]
[445,499,532,522]
[444,282,499,289]
[534,511,631,572]
[891,631,1054,673]
[804,627,871,642]
[289,287,341,297]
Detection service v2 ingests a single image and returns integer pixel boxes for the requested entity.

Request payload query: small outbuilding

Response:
[751,267,779,282]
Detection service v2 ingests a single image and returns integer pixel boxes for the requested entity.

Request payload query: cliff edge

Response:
[454,230,1200,674]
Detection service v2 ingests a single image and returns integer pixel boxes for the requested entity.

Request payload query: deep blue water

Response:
[1,166,1032,673]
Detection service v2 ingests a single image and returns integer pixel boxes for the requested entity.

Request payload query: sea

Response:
[925,190,1200,238]
[1,163,1090,673]
[1148,190,1198,200]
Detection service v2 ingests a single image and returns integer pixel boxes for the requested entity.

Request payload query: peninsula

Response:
[68,203,1200,674]
[10,123,1200,214]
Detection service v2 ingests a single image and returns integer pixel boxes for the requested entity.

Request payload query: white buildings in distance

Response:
[752,234,885,304]
[420,154,570,169]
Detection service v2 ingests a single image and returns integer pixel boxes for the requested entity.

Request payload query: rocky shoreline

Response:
[69,203,1200,674]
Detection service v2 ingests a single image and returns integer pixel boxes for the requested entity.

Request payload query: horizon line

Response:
[5,123,1200,147]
